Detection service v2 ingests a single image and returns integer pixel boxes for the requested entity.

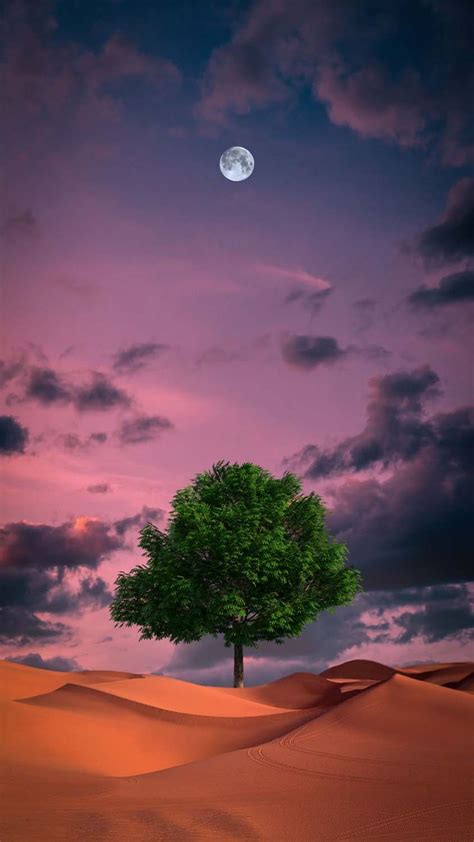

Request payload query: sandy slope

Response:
[84,673,339,715]
[0,659,142,701]
[322,658,474,689]
[1,659,473,841]
[2,682,330,776]
[217,671,342,709]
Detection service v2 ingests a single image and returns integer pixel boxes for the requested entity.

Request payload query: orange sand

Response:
[1,659,473,840]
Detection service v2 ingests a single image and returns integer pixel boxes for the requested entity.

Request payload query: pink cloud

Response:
[256,262,332,291]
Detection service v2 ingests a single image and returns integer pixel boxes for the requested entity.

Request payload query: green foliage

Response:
[110,461,362,649]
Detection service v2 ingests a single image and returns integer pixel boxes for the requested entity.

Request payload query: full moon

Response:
[219,146,254,181]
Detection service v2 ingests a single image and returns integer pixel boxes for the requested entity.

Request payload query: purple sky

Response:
[1,0,473,684]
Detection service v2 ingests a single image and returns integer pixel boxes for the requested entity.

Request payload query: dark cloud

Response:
[408,270,474,310]
[0,513,131,646]
[89,432,107,444]
[290,366,440,478]
[197,1,473,165]
[26,366,72,405]
[113,343,168,374]
[4,357,132,414]
[6,652,82,671]
[74,372,131,412]
[280,334,389,370]
[0,415,29,455]
[114,505,163,536]
[328,405,473,589]
[417,178,474,266]
[57,431,107,451]
[0,517,123,571]
[0,606,71,646]
[393,585,473,645]
[118,414,173,444]
[281,335,347,369]
[283,366,472,591]
[76,576,113,608]
[87,483,110,494]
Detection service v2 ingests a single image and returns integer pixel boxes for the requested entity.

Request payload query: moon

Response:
[219,146,254,182]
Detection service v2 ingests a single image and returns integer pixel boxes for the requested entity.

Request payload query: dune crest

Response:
[217,671,341,709]
[84,673,338,716]
[0,659,143,702]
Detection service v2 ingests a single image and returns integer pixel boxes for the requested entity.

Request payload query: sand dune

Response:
[2,679,332,777]
[1,659,473,841]
[451,672,474,693]
[402,663,474,686]
[0,659,142,701]
[85,673,339,715]
[321,659,396,681]
[322,658,474,690]
[217,671,341,709]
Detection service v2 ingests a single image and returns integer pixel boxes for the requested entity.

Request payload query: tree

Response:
[110,461,362,687]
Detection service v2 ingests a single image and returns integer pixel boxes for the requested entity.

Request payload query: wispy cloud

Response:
[256,263,332,291]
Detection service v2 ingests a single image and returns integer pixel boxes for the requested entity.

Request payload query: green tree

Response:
[110,461,362,687]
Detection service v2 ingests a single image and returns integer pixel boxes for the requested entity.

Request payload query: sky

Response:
[1,0,473,685]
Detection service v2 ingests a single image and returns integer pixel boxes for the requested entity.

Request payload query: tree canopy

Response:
[110,461,362,685]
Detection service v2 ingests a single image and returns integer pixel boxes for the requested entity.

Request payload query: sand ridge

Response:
[83,672,340,715]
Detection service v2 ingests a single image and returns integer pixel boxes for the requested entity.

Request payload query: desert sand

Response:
[1,658,473,840]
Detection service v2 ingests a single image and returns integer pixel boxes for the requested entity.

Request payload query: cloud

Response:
[114,505,163,537]
[196,0,473,165]
[0,607,71,646]
[0,415,29,455]
[6,652,82,671]
[87,483,110,494]
[417,178,474,266]
[315,60,428,149]
[257,264,332,292]
[328,405,473,589]
[393,585,473,645]
[408,270,474,310]
[290,366,441,477]
[281,335,347,369]
[2,0,181,166]
[4,358,132,413]
[280,334,388,370]
[118,414,173,444]
[57,432,108,451]
[194,22,291,125]
[113,342,168,374]
[26,366,72,405]
[257,263,333,312]
[0,512,139,646]
[0,516,123,572]
[74,372,131,412]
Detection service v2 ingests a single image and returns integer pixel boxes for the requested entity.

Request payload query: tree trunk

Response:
[234,642,244,687]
